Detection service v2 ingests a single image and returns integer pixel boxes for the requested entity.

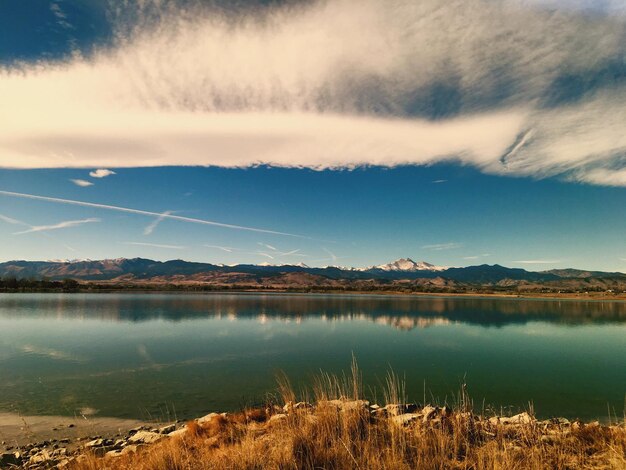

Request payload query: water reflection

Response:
[0,293,625,421]
[0,293,624,329]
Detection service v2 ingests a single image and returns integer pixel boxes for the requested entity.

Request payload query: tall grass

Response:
[71,364,626,470]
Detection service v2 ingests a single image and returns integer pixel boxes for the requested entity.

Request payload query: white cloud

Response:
[124,242,185,250]
[0,0,624,185]
[422,242,463,251]
[463,256,479,260]
[89,169,116,178]
[13,218,100,235]
[70,179,94,187]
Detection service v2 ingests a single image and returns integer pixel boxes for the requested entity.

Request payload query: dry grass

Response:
[71,364,626,470]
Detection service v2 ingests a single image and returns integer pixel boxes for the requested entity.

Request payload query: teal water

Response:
[0,293,624,421]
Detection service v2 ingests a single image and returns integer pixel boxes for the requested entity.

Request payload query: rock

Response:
[105,449,124,458]
[52,448,68,458]
[113,439,125,448]
[67,424,75,428]
[158,424,176,434]
[59,438,70,444]
[267,414,288,426]
[376,403,418,416]
[550,417,570,426]
[167,427,188,438]
[490,412,534,426]
[118,444,144,455]
[283,401,312,413]
[29,450,55,465]
[422,406,439,422]
[84,438,105,448]
[391,413,421,426]
[128,431,164,445]
[342,400,370,412]
[0,452,21,466]
[92,446,116,457]
[197,413,220,425]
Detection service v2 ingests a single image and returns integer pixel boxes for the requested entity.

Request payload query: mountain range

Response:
[0,257,624,293]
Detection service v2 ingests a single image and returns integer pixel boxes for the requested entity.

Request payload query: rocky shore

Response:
[2,400,624,469]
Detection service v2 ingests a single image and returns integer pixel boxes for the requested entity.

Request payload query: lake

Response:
[0,293,624,422]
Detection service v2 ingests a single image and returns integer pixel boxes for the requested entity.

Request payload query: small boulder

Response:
[128,431,164,445]
[490,412,534,426]
[0,452,21,467]
[167,427,188,438]
[84,438,105,448]
[283,401,312,413]
[391,413,420,426]
[267,414,288,426]
[197,413,220,425]
[158,424,176,434]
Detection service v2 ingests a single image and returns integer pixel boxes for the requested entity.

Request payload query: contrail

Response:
[144,210,173,235]
[0,190,305,238]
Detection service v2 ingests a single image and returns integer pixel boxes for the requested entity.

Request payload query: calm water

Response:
[0,293,624,421]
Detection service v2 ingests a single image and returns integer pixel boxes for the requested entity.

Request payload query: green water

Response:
[0,293,624,421]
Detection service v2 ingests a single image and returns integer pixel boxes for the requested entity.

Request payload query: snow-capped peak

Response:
[361,258,446,272]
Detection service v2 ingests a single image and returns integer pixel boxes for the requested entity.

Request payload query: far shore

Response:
[2,286,625,301]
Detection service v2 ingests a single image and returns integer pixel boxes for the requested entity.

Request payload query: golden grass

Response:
[71,364,626,470]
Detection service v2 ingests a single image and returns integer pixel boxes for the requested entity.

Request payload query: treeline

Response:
[0,277,621,296]
[0,277,79,292]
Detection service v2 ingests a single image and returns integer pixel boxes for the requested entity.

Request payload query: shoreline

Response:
[2,402,624,469]
[0,413,152,451]
[1,288,625,301]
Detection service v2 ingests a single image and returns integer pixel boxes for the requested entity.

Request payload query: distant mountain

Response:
[361,258,446,272]
[0,258,624,292]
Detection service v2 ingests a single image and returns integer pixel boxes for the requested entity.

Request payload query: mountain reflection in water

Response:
[0,293,624,328]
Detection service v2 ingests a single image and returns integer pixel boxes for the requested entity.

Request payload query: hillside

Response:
[1,258,625,294]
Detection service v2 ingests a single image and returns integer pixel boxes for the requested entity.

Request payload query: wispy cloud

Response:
[14,218,100,235]
[0,214,22,225]
[0,190,307,238]
[463,253,490,260]
[144,210,173,235]
[0,213,79,252]
[204,244,234,253]
[422,242,462,251]
[258,242,277,252]
[322,247,338,263]
[89,169,116,178]
[515,259,562,264]
[0,0,624,185]
[70,179,94,187]
[257,243,307,257]
[432,180,447,184]
[124,242,185,250]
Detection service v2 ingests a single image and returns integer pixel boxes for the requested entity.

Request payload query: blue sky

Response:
[0,0,624,271]
[1,165,624,271]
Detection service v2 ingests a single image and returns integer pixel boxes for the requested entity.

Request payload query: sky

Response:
[0,0,624,272]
